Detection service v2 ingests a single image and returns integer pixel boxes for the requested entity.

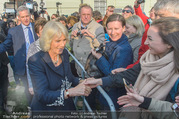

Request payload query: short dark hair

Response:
[124,5,134,14]
[106,14,126,27]
[34,18,47,34]
[51,14,58,19]
[108,5,115,9]
[55,16,67,23]
[93,10,102,21]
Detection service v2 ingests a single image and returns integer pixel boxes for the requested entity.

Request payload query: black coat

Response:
[0,31,9,67]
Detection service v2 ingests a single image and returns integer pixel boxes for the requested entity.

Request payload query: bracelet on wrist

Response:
[65,89,70,98]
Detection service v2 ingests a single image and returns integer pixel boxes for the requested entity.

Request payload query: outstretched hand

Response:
[117,92,144,107]
[117,85,144,107]
[111,68,127,74]
[85,78,102,88]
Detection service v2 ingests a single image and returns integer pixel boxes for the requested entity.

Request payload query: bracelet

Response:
[65,89,70,98]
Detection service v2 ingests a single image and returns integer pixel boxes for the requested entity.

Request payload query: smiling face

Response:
[49,33,67,55]
[145,26,172,58]
[80,7,92,26]
[122,8,133,19]
[125,23,137,36]
[18,10,31,26]
[106,21,125,41]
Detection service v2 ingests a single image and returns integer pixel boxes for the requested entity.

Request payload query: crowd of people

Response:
[0,0,179,118]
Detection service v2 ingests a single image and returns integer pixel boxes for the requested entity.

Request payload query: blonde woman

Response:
[125,15,145,62]
[28,21,91,111]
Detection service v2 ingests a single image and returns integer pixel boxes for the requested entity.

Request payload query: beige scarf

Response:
[134,50,179,100]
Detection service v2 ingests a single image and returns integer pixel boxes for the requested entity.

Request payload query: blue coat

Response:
[28,49,79,111]
[0,24,38,75]
[96,34,133,109]
[96,34,133,76]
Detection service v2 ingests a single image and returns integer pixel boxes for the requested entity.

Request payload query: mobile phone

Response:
[172,103,179,118]
[123,78,133,91]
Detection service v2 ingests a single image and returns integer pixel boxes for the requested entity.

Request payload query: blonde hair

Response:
[126,15,145,37]
[39,21,69,52]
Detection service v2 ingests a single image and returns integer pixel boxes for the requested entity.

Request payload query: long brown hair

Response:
[152,17,179,72]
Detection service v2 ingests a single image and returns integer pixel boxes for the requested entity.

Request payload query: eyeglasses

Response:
[122,10,131,13]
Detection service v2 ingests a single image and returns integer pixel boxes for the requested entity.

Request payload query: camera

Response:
[137,0,145,4]
[39,0,47,15]
[77,31,83,38]
[56,2,62,6]
[77,31,82,36]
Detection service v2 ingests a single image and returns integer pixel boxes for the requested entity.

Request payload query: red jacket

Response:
[126,5,149,69]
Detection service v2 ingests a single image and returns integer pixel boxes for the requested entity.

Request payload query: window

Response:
[94,0,106,16]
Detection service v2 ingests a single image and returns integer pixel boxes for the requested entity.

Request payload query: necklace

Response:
[52,55,59,65]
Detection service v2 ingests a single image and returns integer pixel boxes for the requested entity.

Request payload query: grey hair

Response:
[154,0,179,15]
[17,5,30,16]
[79,4,93,14]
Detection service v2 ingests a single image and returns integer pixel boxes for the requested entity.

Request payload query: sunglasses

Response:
[122,10,131,13]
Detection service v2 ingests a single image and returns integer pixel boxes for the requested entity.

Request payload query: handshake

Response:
[66,78,102,99]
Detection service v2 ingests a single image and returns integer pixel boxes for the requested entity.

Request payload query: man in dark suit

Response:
[0,6,38,106]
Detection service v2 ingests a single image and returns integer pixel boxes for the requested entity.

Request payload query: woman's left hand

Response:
[117,92,144,107]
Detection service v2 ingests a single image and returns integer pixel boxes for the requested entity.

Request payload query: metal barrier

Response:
[66,48,117,119]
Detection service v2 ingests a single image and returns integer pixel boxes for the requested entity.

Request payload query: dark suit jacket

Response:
[0,33,9,67]
[0,23,38,75]
[28,49,79,111]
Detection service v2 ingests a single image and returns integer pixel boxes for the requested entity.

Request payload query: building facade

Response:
[0,0,156,18]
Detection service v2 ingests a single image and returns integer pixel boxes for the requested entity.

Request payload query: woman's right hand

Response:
[91,49,102,59]
[68,80,92,97]
[134,0,139,8]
